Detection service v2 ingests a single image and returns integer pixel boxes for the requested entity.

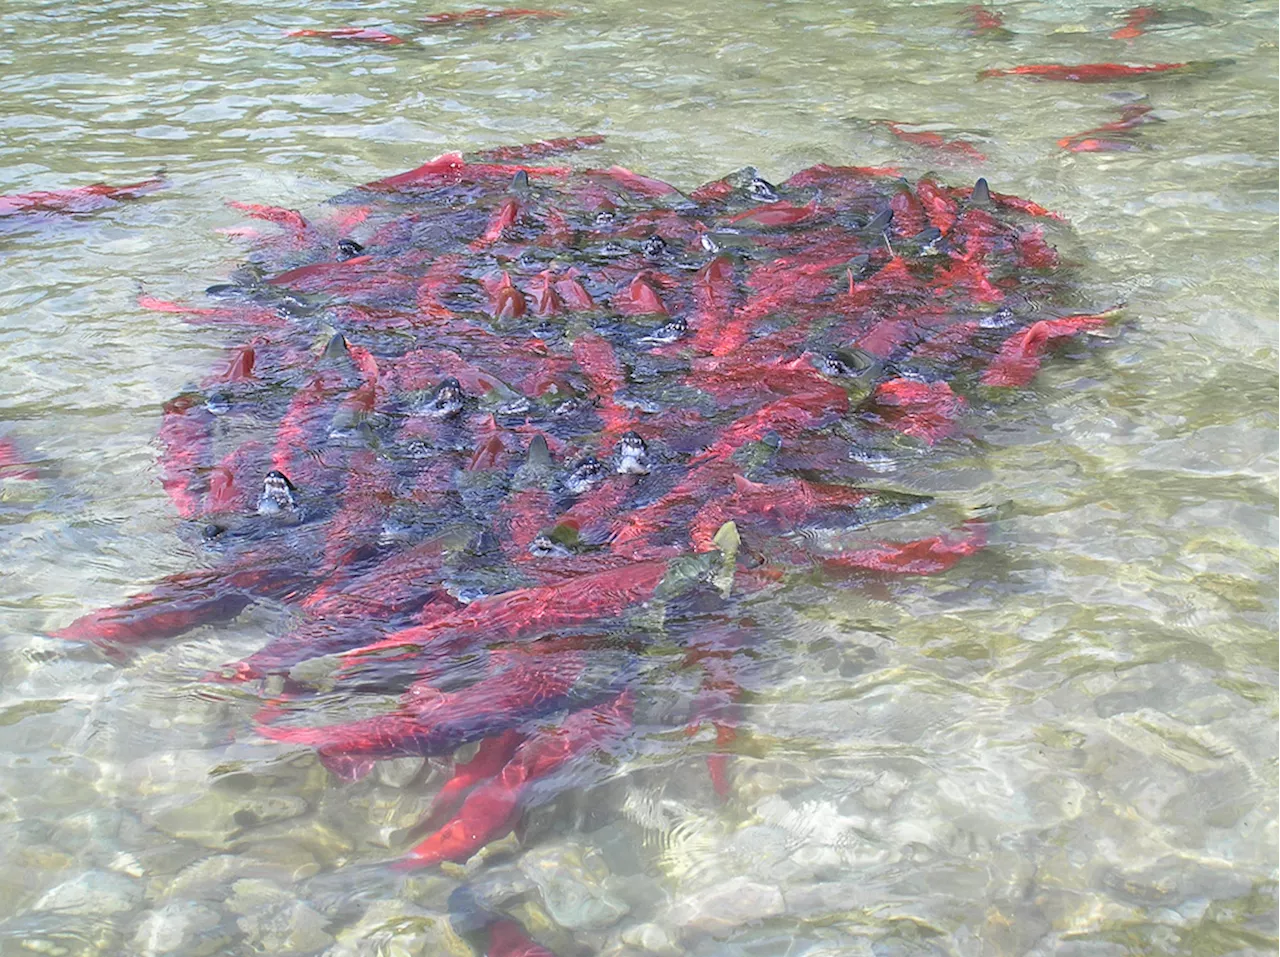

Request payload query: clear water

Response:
[0,1,1275,955]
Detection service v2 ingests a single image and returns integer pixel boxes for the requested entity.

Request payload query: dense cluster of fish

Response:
[34,132,1119,952]
[3,5,1231,954]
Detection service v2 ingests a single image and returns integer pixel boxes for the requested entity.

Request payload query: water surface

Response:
[0,1,1276,955]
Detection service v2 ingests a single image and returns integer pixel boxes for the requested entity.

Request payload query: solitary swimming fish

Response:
[1058,104,1158,151]
[880,122,987,162]
[284,27,405,44]
[0,177,165,217]
[964,4,1012,39]
[0,438,39,481]
[1111,5,1157,40]
[420,8,563,27]
[979,61,1222,82]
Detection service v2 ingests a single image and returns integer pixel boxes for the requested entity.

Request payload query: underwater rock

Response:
[668,875,784,936]
[375,755,427,789]
[32,868,143,917]
[149,790,309,848]
[324,899,473,957]
[131,901,232,957]
[228,878,334,954]
[618,921,681,955]
[163,852,299,902]
[520,842,631,930]
[0,913,123,957]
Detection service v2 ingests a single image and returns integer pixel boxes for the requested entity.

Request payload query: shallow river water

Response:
[0,1,1276,955]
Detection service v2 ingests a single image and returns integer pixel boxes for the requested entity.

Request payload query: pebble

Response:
[149,790,308,848]
[324,899,473,957]
[164,854,298,903]
[131,901,231,957]
[32,868,143,916]
[2,912,122,956]
[520,842,630,931]
[374,756,426,789]
[323,781,434,847]
[619,921,681,955]
[119,750,219,798]
[229,879,334,954]
[668,876,784,935]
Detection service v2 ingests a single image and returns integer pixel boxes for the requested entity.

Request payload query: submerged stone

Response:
[520,842,631,931]
[149,790,309,848]
[32,869,143,917]
[668,876,785,935]
[325,899,474,957]
[228,879,334,954]
[131,901,231,957]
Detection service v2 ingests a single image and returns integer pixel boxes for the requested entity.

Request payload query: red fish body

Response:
[390,346,504,397]
[571,334,635,438]
[269,376,342,487]
[688,353,837,408]
[690,383,849,465]
[589,166,680,199]
[472,197,521,249]
[53,560,314,648]
[268,340,379,484]
[870,378,967,444]
[554,271,595,312]
[423,729,524,831]
[220,538,458,681]
[0,177,164,217]
[709,255,847,357]
[782,164,903,201]
[496,487,557,562]
[1111,6,1157,40]
[338,560,668,666]
[1058,105,1157,151]
[365,152,571,192]
[420,8,563,27]
[726,200,819,228]
[529,270,563,316]
[687,256,738,354]
[882,123,986,162]
[156,394,214,519]
[285,27,405,44]
[204,441,265,516]
[689,475,873,552]
[400,690,633,867]
[486,919,558,957]
[0,438,39,481]
[226,201,310,234]
[617,273,668,316]
[536,478,635,558]
[319,451,396,569]
[489,272,527,319]
[981,311,1115,386]
[964,5,1007,37]
[137,295,287,329]
[979,61,1192,82]
[472,135,604,162]
[821,522,987,575]
[1064,137,1141,153]
[932,254,1004,304]
[202,342,257,386]
[915,176,960,234]
[889,187,927,238]
[259,646,587,763]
